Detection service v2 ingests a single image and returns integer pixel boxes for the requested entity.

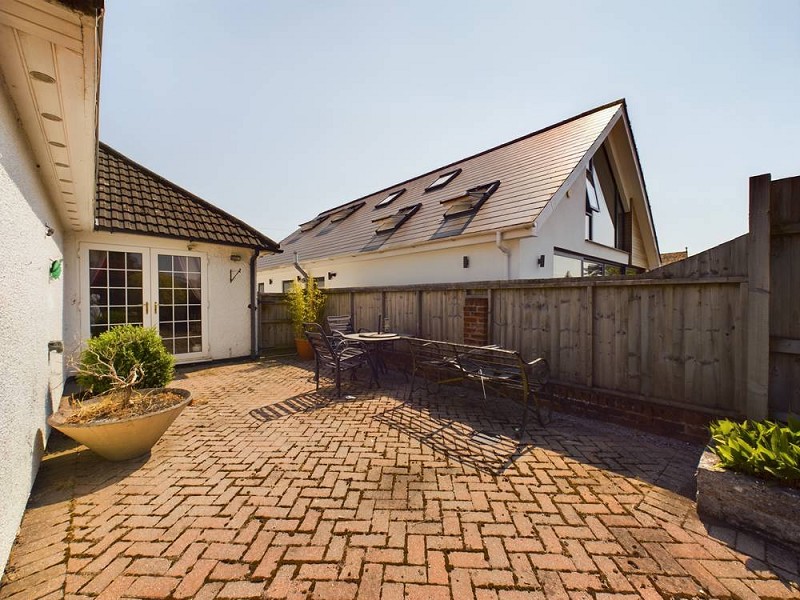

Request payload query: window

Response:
[585,148,629,251]
[282,280,294,293]
[375,189,405,209]
[425,168,462,192]
[372,204,421,234]
[329,202,364,223]
[553,250,629,278]
[441,181,499,218]
[299,216,326,233]
[88,249,144,337]
[258,282,265,293]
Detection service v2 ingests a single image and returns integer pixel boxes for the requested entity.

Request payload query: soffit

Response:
[0,0,101,231]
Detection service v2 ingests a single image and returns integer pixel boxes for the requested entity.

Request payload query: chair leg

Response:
[335,361,342,397]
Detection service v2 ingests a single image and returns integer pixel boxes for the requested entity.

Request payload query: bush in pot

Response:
[49,325,191,461]
[285,276,325,359]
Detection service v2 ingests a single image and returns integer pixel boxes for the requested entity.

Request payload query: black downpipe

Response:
[250,249,260,359]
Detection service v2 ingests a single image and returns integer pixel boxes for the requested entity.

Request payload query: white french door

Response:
[84,244,208,361]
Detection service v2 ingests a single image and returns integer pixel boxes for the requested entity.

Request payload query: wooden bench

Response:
[404,337,550,439]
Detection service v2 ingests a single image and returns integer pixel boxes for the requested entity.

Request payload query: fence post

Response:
[745,173,771,420]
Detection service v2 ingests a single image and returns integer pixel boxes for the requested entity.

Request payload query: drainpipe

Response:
[293,252,308,280]
[250,249,260,359]
[495,231,511,280]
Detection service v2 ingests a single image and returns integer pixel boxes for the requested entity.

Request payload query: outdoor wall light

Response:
[230,253,242,262]
[29,70,55,83]
[537,255,546,267]
[44,223,55,237]
[463,256,469,268]
[187,241,198,250]
[328,271,337,280]
[268,278,273,285]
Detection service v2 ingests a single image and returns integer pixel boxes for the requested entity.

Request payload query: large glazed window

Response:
[88,249,144,337]
[157,254,203,355]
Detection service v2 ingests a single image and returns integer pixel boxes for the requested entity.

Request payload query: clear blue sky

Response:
[99,1,800,255]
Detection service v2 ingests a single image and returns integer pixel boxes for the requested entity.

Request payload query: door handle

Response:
[154,302,159,314]
[145,301,149,314]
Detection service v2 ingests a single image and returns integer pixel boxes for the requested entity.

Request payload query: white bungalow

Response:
[0,0,278,573]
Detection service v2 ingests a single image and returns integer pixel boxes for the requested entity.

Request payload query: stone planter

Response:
[696,449,800,547]
[48,388,191,461]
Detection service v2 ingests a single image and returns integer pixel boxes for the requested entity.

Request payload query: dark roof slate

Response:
[95,143,280,252]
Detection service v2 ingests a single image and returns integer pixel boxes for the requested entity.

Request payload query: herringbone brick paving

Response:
[1,358,798,599]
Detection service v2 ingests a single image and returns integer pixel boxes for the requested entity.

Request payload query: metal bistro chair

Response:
[303,322,378,397]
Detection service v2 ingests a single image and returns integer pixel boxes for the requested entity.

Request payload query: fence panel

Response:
[420,290,465,342]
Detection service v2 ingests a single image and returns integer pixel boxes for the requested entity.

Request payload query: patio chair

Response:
[303,322,378,397]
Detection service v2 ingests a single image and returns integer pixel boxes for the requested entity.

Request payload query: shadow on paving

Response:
[25,431,148,508]
[249,390,365,423]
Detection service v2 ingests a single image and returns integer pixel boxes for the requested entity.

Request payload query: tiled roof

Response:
[95,143,280,252]
[259,100,624,269]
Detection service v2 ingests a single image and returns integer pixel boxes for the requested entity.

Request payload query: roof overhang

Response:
[0,0,102,232]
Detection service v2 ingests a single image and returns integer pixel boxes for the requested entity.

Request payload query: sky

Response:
[99,1,800,255]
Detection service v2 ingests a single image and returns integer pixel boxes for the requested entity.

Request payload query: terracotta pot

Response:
[47,388,191,461]
[295,337,315,360]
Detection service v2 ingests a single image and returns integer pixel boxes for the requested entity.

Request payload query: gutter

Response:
[250,249,260,359]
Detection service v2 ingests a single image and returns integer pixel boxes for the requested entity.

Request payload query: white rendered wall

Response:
[0,87,65,575]
[64,232,256,363]
[258,237,523,292]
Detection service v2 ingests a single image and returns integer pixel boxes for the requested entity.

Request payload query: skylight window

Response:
[299,216,326,232]
[425,168,462,192]
[329,202,365,223]
[375,189,405,209]
[441,181,500,218]
[372,204,421,234]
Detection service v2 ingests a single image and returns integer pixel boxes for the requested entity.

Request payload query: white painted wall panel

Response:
[0,86,65,574]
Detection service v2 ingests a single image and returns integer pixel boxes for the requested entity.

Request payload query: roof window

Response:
[375,189,405,209]
[299,216,326,232]
[425,168,462,192]
[329,201,365,223]
[372,204,421,234]
[441,181,500,218]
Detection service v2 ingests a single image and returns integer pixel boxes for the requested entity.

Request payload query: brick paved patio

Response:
[1,358,798,599]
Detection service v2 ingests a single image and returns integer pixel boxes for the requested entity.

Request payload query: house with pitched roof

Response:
[258,101,660,290]
[0,0,278,573]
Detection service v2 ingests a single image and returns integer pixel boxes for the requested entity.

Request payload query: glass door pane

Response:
[157,254,203,356]
[88,249,145,337]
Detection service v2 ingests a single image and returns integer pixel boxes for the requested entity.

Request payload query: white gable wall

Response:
[64,231,256,364]
[0,86,66,574]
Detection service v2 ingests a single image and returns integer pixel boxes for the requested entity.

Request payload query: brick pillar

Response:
[463,296,489,346]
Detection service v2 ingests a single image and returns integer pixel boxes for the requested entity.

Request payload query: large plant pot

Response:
[47,388,191,461]
[295,337,315,360]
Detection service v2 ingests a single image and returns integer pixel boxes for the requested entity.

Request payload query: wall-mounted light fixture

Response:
[268,278,273,285]
[187,241,197,250]
[462,256,470,269]
[230,253,242,262]
[328,271,337,280]
[44,223,55,237]
[537,254,546,268]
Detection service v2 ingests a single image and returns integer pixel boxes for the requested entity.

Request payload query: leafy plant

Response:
[76,325,175,398]
[709,418,800,487]
[285,276,326,338]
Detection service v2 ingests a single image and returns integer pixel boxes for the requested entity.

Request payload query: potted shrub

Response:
[285,276,325,360]
[696,418,800,547]
[48,325,192,461]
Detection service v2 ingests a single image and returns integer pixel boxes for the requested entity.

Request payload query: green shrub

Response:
[709,418,800,487]
[77,325,175,394]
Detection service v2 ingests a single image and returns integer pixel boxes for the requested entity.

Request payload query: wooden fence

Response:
[259,174,800,422]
